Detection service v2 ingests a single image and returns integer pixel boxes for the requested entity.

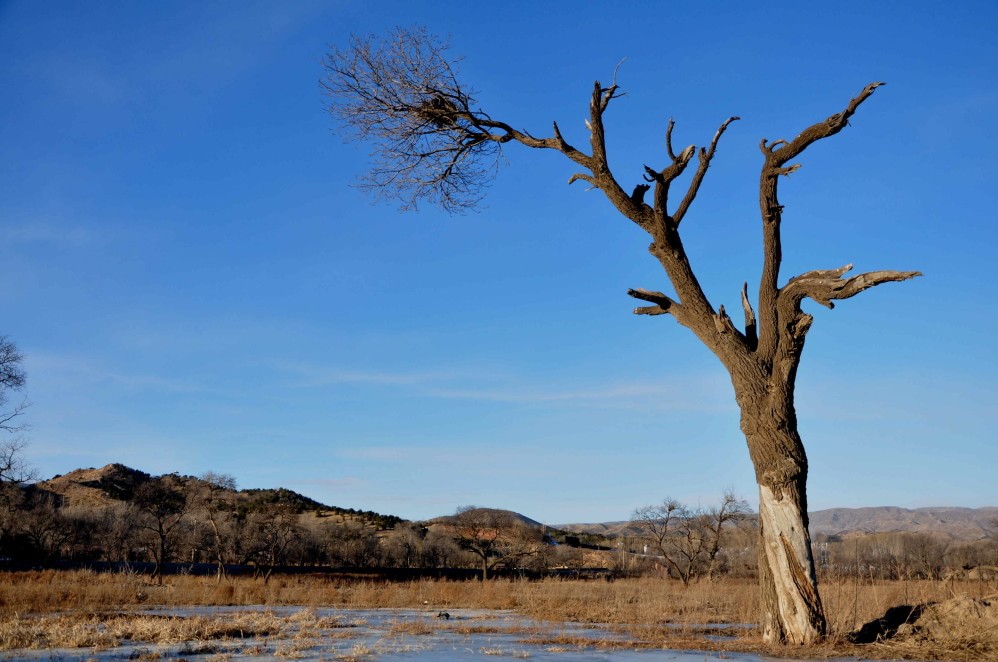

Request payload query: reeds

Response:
[0,570,991,659]
[0,569,980,625]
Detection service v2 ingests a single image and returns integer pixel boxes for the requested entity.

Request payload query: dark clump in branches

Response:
[321,27,505,212]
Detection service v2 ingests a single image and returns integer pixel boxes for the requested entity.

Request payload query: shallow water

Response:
[0,607,868,661]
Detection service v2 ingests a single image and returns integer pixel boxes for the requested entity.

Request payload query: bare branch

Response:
[714,305,742,336]
[627,287,677,311]
[0,336,29,437]
[769,82,885,166]
[673,116,739,225]
[633,305,671,316]
[757,83,886,360]
[665,118,677,161]
[322,28,508,212]
[645,145,695,223]
[773,164,802,177]
[783,265,922,309]
[0,337,25,393]
[630,183,650,205]
[1,437,37,484]
[568,173,597,187]
[610,57,627,87]
[741,282,758,349]
[324,30,652,227]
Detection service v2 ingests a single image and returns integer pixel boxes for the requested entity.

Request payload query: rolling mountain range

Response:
[558,506,998,541]
[33,464,996,541]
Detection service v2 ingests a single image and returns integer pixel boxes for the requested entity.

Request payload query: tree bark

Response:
[735,377,826,644]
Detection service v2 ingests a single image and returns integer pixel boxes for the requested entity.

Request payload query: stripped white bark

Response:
[758,484,824,644]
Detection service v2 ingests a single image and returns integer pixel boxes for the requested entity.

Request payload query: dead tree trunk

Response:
[323,32,921,644]
[735,375,823,642]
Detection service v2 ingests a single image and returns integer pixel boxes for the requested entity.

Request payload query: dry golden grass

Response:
[0,611,288,650]
[0,570,992,659]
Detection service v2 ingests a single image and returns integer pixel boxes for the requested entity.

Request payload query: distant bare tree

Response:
[133,476,192,582]
[247,502,301,581]
[383,523,426,569]
[323,521,380,568]
[18,493,76,562]
[703,491,752,580]
[193,472,237,579]
[1,337,34,485]
[422,527,461,569]
[91,503,140,562]
[632,499,705,585]
[633,492,751,585]
[324,28,920,643]
[0,337,28,438]
[0,337,35,557]
[451,506,544,580]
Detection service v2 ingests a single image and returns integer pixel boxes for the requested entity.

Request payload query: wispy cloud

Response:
[424,380,733,411]
[272,359,735,413]
[274,361,463,388]
[336,446,422,462]
[28,352,215,396]
[6,221,97,248]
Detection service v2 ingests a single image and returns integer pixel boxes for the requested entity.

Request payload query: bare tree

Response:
[246,502,302,581]
[632,495,748,585]
[450,506,544,580]
[193,471,237,579]
[0,337,35,556]
[91,503,141,562]
[0,337,28,437]
[632,499,691,581]
[383,523,427,569]
[1,337,34,486]
[18,493,78,563]
[324,29,920,644]
[322,521,380,568]
[133,476,192,582]
[703,491,752,581]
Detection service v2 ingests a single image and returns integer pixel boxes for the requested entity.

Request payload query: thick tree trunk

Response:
[736,383,826,644]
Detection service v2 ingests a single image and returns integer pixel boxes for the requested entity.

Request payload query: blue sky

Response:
[1,1,995,523]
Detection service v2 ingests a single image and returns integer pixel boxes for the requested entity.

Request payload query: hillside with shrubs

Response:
[0,463,994,584]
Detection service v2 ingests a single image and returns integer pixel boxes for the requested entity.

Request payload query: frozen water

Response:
[0,607,871,661]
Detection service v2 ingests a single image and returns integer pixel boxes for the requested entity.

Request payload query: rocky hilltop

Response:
[34,463,403,529]
[38,464,152,507]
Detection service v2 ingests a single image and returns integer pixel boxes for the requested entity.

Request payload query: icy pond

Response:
[1,606,870,661]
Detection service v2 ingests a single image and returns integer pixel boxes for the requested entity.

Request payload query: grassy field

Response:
[0,570,993,659]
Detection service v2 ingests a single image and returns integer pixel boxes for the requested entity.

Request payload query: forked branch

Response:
[782,264,922,310]
[757,82,886,360]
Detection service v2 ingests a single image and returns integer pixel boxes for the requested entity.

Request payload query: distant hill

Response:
[35,463,404,530]
[38,464,152,507]
[808,506,998,540]
[424,508,544,529]
[555,520,645,538]
[423,508,615,550]
[559,506,998,542]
